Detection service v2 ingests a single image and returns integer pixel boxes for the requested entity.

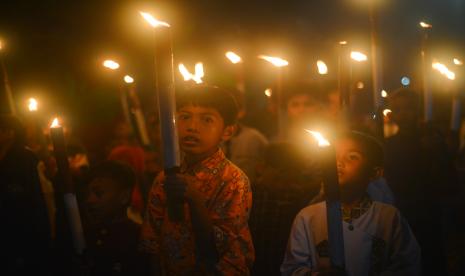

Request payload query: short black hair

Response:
[87,160,135,191]
[282,81,323,107]
[339,131,384,168]
[176,85,239,126]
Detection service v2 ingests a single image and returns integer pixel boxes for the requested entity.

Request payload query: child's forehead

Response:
[336,138,366,154]
[178,104,222,116]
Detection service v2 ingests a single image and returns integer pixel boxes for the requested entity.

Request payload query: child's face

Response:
[86,177,129,222]
[177,104,234,159]
[287,94,319,124]
[335,138,372,189]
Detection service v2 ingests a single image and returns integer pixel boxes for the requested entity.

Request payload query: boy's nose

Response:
[186,118,200,132]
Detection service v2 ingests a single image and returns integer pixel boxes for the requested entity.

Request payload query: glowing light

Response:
[139,11,170,28]
[264,88,272,97]
[50,118,61,128]
[339,41,348,45]
[381,90,388,98]
[350,51,367,62]
[419,21,432,29]
[356,81,365,89]
[0,40,3,50]
[258,55,289,67]
[432,62,455,80]
[453,58,463,66]
[383,109,392,117]
[178,62,204,84]
[123,75,134,84]
[317,60,328,75]
[305,130,331,147]
[28,98,38,112]
[401,77,410,86]
[225,51,242,64]
[103,60,120,70]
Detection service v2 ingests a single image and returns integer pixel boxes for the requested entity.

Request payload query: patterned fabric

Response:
[140,149,254,275]
[341,194,373,223]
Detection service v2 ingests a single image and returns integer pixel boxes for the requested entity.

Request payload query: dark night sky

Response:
[1,0,464,146]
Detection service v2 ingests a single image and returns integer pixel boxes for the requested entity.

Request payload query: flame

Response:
[178,63,204,84]
[264,88,272,97]
[139,11,170,28]
[28,98,38,112]
[305,130,331,147]
[50,117,61,128]
[0,40,3,50]
[225,51,242,64]
[432,62,455,80]
[381,90,388,98]
[356,81,365,89]
[339,41,348,45]
[350,51,367,62]
[124,75,134,84]
[258,55,289,67]
[454,58,463,66]
[317,60,328,75]
[103,60,120,70]
[383,109,392,117]
[419,21,432,29]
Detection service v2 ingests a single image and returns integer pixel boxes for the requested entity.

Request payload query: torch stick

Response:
[50,118,86,255]
[0,51,16,115]
[141,12,182,221]
[420,22,433,123]
[307,130,345,271]
[450,94,461,132]
[338,42,351,120]
[126,81,151,147]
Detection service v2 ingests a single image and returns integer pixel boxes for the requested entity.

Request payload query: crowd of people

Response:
[1,81,464,276]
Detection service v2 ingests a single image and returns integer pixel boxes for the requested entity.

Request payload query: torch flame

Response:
[339,41,348,45]
[178,63,204,84]
[103,60,120,70]
[383,109,392,117]
[225,51,242,64]
[139,11,170,28]
[419,21,432,29]
[258,55,289,67]
[350,51,367,62]
[28,98,38,112]
[0,40,3,50]
[432,62,455,80]
[317,60,328,75]
[453,58,463,66]
[50,117,61,128]
[381,90,388,98]
[305,130,331,147]
[124,75,134,84]
[264,88,272,97]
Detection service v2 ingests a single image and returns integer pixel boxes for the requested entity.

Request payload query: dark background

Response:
[1,0,464,154]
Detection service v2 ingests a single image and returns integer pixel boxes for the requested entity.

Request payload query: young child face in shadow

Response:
[177,105,233,159]
[86,177,129,223]
[335,138,373,191]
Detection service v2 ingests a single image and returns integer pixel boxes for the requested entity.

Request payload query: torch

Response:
[420,21,433,123]
[123,75,151,147]
[226,51,246,93]
[306,130,345,271]
[258,55,289,140]
[50,118,86,255]
[178,62,204,84]
[140,11,183,221]
[338,42,351,117]
[432,61,459,131]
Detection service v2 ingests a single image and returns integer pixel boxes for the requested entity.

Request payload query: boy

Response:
[281,131,421,276]
[140,85,254,275]
[83,161,147,275]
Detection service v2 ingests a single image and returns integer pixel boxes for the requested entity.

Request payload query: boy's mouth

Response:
[181,135,200,146]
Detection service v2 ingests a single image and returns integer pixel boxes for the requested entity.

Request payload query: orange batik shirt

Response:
[140,149,254,275]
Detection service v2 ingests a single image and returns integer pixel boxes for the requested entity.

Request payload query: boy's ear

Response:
[221,124,237,142]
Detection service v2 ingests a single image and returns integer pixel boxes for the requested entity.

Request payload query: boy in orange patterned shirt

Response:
[140,85,254,275]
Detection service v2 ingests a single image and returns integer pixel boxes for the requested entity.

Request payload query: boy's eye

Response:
[93,189,104,199]
[347,152,362,161]
[178,113,190,120]
[202,116,214,123]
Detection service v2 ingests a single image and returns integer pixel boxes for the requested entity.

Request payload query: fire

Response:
[383,109,392,117]
[432,62,455,80]
[258,55,289,67]
[225,51,242,64]
[381,90,388,98]
[28,98,38,112]
[454,58,463,66]
[103,60,120,70]
[317,60,328,75]
[50,118,61,128]
[124,75,134,84]
[419,21,432,29]
[339,41,348,45]
[178,62,204,84]
[305,130,331,147]
[264,88,272,97]
[139,11,170,28]
[350,51,367,62]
